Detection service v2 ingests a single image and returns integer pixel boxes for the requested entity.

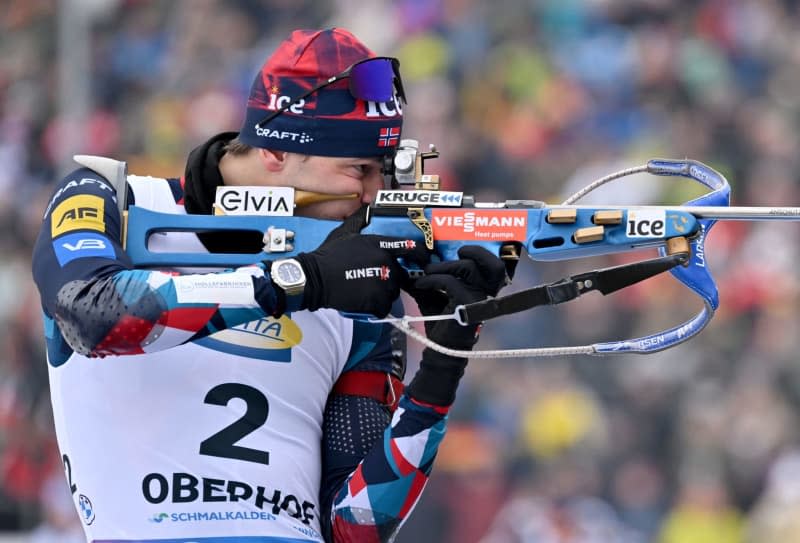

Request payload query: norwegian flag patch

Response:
[377,127,400,147]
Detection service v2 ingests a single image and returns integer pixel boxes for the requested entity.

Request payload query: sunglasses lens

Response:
[349,58,398,102]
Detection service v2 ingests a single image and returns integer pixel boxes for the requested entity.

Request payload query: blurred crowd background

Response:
[3,0,800,541]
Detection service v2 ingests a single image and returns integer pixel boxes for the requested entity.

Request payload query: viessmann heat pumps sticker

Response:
[431,209,528,241]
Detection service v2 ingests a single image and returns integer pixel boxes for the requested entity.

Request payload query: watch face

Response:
[276,261,303,284]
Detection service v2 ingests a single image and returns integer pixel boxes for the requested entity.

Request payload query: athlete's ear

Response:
[258,148,289,173]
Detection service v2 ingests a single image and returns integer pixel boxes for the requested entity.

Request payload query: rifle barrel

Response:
[563,205,800,220]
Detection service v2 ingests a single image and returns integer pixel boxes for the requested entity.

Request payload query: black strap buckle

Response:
[545,279,581,304]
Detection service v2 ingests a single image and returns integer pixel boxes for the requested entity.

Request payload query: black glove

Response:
[406,245,508,406]
[261,206,429,317]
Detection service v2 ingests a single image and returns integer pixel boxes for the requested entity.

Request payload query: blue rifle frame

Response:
[123,158,729,355]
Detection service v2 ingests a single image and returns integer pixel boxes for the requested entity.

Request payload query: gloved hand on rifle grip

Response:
[406,245,508,406]
[258,206,430,317]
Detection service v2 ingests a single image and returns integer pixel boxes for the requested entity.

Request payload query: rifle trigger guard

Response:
[408,207,434,250]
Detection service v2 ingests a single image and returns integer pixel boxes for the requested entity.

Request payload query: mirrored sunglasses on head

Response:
[256,56,406,129]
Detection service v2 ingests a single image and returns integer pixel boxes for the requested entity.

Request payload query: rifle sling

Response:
[457,253,688,324]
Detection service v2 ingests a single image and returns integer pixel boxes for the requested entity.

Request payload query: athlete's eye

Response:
[350,163,379,177]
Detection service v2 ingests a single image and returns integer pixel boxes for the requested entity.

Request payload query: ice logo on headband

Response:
[365,92,404,118]
[265,91,402,119]
[264,90,402,119]
[266,92,306,115]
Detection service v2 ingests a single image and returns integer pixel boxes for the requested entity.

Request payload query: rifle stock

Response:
[124,203,708,268]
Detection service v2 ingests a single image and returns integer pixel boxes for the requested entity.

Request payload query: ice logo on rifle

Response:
[79,493,95,525]
[626,210,666,238]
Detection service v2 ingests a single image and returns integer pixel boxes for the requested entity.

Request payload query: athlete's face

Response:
[277,154,385,220]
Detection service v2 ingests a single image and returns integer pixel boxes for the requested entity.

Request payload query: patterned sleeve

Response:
[32,168,271,365]
[319,320,450,542]
[329,395,448,542]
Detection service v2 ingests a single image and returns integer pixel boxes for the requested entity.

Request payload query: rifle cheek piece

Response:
[293,190,359,208]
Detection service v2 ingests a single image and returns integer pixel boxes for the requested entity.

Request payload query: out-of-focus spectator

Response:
[658,474,745,543]
[610,455,669,541]
[746,449,800,543]
[517,366,608,462]
[401,423,507,543]
[480,455,642,543]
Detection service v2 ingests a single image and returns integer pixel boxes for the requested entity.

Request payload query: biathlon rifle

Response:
[73,140,800,359]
